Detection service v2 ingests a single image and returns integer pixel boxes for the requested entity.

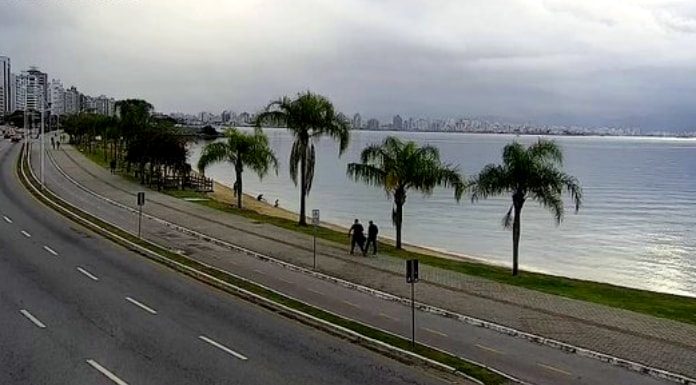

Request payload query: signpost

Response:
[137,192,145,238]
[311,209,320,269]
[406,259,419,348]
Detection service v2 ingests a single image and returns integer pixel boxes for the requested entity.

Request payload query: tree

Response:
[197,128,278,209]
[347,136,465,249]
[470,139,582,276]
[255,91,350,225]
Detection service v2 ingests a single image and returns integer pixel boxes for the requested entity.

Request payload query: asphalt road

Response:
[7,136,681,385]
[0,140,463,385]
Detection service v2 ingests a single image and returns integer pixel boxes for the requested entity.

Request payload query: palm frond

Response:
[502,204,514,229]
[470,164,511,202]
[305,143,316,194]
[197,142,231,173]
[529,139,563,165]
[289,139,303,185]
[346,163,387,188]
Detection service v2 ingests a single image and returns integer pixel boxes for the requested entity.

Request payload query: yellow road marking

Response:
[422,327,448,337]
[475,344,504,354]
[537,363,572,376]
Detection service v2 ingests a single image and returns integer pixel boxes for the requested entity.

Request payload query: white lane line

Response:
[125,297,157,315]
[252,269,265,275]
[277,277,294,284]
[422,327,448,337]
[307,288,324,296]
[199,335,248,361]
[77,267,99,281]
[20,309,46,329]
[378,312,399,321]
[21,230,31,238]
[537,363,572,376]
[3,215,12,223]
[86,359,130,385]
[475,344,504,354]
[341,300,360,309]
[43,245,59,256]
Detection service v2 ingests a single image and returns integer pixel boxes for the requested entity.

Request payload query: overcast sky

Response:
[2,0,696,130]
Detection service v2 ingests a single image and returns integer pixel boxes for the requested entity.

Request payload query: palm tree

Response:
[197,128,278,209]
[255,92,350,225]
[470,139,582,276]
[347,136,465,249]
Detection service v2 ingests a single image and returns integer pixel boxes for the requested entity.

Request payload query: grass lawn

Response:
[81,146,696,326]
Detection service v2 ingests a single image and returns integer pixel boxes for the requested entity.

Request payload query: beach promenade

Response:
[34,142,696,384]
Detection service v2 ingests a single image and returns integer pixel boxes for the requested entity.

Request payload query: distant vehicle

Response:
[10,135,21,143]
[3,133,10,139]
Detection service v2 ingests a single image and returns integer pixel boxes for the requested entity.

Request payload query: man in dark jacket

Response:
[365,220,379,255]
[348,219,365,255]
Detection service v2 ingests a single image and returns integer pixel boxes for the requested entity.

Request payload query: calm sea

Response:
[188,129,696,297]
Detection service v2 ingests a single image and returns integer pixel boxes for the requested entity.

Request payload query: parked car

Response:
[11,135,21,143]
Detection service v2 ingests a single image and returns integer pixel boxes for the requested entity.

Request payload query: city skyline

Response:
[3,1,696,132]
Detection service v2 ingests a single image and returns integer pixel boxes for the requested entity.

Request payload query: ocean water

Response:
[188,129,696,297]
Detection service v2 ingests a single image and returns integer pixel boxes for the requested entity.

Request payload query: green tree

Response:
[470,140,582,276]
[347,136,465,249]
[197,128,278,209]
[255,92,350,225]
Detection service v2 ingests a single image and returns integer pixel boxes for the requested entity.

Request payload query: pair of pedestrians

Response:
[348,219,378,256]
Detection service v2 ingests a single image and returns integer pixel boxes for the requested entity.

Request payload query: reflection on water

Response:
[189,129,696,297]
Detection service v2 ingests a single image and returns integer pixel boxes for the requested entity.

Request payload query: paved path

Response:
[32,139,696,383]
[0,140,464,385]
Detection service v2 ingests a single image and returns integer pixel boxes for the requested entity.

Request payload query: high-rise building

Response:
[95,95,115,116]
[81,94,96,112]
[352,113,362,129]
[0,56,10,117]
[49,79,65,116]
[64,86,81,115]
[393,115,403,130]
[221,110,231,123]
[16,71,44,112]
[26,67,48,110]
[366,118,380,130]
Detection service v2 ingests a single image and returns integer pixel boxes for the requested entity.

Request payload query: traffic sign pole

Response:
[406,259,419,348]
[312,209,320,269]
[137,192,145,238]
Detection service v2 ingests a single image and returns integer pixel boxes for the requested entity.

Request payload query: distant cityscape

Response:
[2,54,694,138]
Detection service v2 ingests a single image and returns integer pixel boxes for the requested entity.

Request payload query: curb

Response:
[42,145,696,385]
[22,144,505,385]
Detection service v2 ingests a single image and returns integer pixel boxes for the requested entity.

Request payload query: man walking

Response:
[365,220,379,255]
[348,219,365,255]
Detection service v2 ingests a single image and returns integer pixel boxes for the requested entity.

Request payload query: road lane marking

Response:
[277,277,294,284]
[21,230,31,238]
[307,288,324,296]
[422,327,448,337]
[77,267,99,281]
[537,363,572,376]
[252,269,265,275]
[341,300,360,309]
[20,309,46,328]
[86,360,130,385]
[199,335,248,361]
[378,312,398,321]
[43,245,59,256]
[3,216,11,223]
[475,344,504,354]
[125,297,157,315]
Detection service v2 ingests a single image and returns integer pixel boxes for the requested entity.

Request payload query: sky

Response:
[2,0,696,131]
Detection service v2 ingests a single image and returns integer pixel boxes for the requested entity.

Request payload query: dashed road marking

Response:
[20,309,46,329]
[252,269,264,275]
[3,216,12,223]
[378,312,398,321]
[43,245,59,256]
[277,277,294,284]
[475,344,504,354]
[341,300,360,309]
[537,363,572,376]
[77,267,99,281]
[125,297,157,315]
[422,327,448,337]
[199,335,248,361]
[21,230,31,238]
[86,359,130,385]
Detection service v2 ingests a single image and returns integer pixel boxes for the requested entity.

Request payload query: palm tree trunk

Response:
[512,193,525,276]
[394,187,406,249]
[235,160,243,210]
[299,145,307,226]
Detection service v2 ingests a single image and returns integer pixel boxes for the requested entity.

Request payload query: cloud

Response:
[2,0,696,131]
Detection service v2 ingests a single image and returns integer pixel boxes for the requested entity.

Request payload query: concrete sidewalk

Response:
[46,144,696,379]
